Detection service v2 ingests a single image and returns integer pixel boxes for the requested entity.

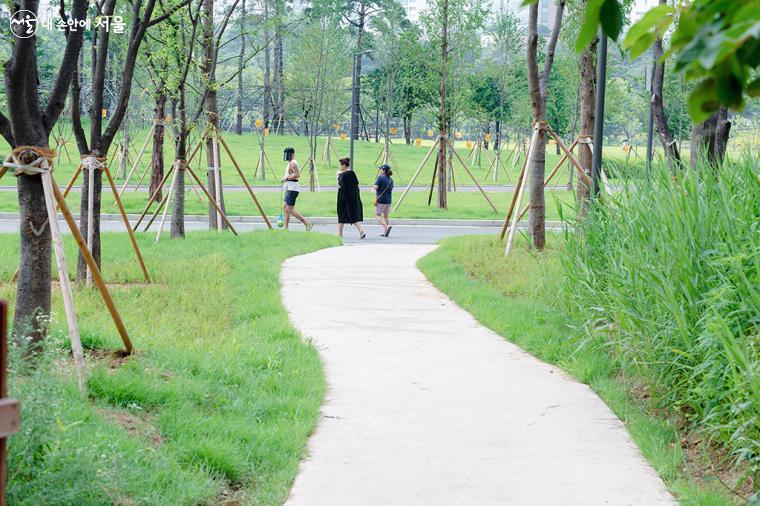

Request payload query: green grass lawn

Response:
[1,230,340,505]
[417,235,735,505]
[1,127,645,189]
[0,187,576,221]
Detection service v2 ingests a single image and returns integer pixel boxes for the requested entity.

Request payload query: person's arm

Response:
[373,176,381,192]
[285,161,300,181]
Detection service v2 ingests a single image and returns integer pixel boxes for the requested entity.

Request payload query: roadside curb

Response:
[0,212,564,228]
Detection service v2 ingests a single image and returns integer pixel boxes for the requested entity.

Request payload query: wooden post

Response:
[446,138,499,213]
[155,162,179,241]
[118,123,154,198]
[61,164,83,199]
[211,134,223,231]
[500,129,536,240]
[185,165,239,235]
[546,125,592,187]
[217,133,273,229]
[102,167,151,282]
[393,136,439,212]
[40,170,87,391]
[50,176,133,354]
[0,300,20,506]
[134,164,174,230]
[505,128,539,256]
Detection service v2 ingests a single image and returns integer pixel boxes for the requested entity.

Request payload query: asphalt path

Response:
[0,215,564,244]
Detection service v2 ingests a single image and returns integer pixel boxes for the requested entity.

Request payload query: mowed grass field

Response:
[0,126,645,189]
[1,230,341,505]
[0,186,576,221]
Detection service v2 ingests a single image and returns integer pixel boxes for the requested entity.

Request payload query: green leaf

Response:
[688,79,719,123]
[520,0,538,5]
[575,0,605,52]
[747,77,760,97]
[599,0,623,40]
[623,4,674,49]
[629,31,656,61]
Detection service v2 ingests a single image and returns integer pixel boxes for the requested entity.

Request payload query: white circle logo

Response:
[10,10,38,39]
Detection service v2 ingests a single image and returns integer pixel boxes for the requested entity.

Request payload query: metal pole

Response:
[591,31,607,198]
[645,49,655,174]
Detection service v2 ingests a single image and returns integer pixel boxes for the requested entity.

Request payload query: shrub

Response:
[562,156,760,486]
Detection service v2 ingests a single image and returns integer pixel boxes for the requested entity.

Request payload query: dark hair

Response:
[339,157,350,167]
[284,147,295,161]
[380,164,393,176]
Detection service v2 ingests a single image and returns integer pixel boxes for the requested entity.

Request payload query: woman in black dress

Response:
[336,157,366,239]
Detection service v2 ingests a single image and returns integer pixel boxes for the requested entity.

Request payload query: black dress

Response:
[337,170,364,224]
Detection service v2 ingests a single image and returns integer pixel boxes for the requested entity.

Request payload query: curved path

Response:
[281,244,675,505]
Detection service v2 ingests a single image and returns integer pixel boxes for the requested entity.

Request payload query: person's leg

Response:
[338,223,344,237]
[383,208,392,237]
[353,223,366,238]
[289,207,311,227]
[375,212,388,230]
[283,204,291,229]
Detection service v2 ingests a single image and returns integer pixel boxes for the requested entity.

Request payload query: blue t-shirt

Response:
[374,174,394,204]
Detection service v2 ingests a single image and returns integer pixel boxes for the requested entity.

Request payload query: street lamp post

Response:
[350,49,373,168]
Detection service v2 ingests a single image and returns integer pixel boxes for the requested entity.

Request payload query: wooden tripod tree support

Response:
[483,141,518,183]
[320,134,340,171]
[500,123,595,255]
[253,127,276,180]
[133,132,240,236]
[393,135,499,214]
[2,148,134,382]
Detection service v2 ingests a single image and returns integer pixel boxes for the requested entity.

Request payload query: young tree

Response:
[421,0,485,208]
[2,0,88,339]
[70,0,189,282]
[526,0,565,249]
[287,16,350,190]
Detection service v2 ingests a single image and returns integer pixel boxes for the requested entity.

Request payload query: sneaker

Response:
[305,221,313,232]
[384,226,392,237]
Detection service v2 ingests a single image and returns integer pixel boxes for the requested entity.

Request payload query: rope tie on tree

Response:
[2,146,56,236]
[153,118,166,127]
[578,134,594,144]
[81,155,107,171]
[174,159,187,170]
[533,120,549,131]
[2,146,55,176]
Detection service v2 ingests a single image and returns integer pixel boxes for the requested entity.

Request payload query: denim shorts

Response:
[284,190,299,206]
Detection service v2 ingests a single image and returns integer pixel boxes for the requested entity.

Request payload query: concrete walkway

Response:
[281,244,676,505]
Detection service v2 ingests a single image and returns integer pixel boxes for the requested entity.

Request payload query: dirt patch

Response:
[86,348,134,369]
[100,408,164,447]
[626,376,753,502]
[680,432,754,503]
[217,487,246,506]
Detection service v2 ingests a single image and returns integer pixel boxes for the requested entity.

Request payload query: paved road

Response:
[0,216,563,244]
[0,183,608,193]
[281,245,675,505]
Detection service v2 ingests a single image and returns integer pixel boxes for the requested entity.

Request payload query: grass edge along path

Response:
[417,235,735,505]
[1,230,340,505]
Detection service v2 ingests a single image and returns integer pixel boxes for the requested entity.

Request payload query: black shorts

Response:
[284,190,299,206]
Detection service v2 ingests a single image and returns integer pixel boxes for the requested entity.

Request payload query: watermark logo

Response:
[10,10,38,38]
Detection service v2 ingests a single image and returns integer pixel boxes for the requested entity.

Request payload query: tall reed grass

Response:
[562,156,760,488]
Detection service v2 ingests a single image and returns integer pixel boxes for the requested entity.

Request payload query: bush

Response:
[562,156,760,487]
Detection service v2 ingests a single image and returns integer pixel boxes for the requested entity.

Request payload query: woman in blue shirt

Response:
[373,164,394,237]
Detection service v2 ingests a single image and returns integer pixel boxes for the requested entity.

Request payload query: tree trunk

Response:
[272,0,284,134]
[150,92,167,204]
[262,0,271,128]
[484,124,490,149]
[526,0,564,250]
[437,0,448,209]
[690,106,731,167]
[577,34,596,215]
[202,0,226,229]
[235,0,246,135]
[651,2,681,167]
[404,115,411,145]
[351,12,366,142]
